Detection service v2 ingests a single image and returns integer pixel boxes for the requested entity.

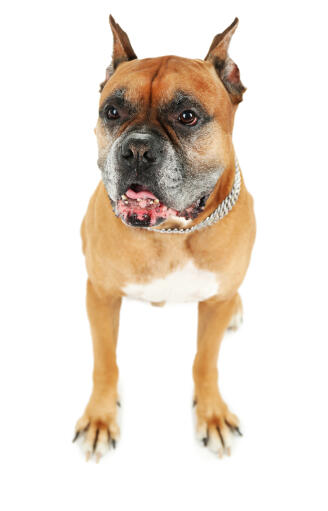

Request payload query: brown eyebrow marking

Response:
[159,90,211,119]
[99,88,137,116]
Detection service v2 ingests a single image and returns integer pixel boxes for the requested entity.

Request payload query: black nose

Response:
[120,133,163,171]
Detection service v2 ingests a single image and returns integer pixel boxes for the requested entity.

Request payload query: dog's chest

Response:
[122,261,219,303]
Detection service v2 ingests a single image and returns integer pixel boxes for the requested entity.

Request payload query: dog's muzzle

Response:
[110,131,207,229]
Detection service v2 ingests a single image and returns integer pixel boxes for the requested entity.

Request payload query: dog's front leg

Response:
[193,294,242,457]
[74,279,121,461]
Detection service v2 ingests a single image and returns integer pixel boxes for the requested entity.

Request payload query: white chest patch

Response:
[123,261,219,303]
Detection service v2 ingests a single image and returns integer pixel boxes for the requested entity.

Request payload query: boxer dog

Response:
[73,15,256,461]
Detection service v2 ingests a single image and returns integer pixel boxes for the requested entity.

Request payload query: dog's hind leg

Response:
[73,279,121,462]
[193,293,242,457]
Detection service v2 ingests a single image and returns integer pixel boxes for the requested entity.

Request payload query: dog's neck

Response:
[148,155,241,234]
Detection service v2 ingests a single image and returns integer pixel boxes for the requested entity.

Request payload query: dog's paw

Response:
[73,400,120,462]
[193,397,242,457]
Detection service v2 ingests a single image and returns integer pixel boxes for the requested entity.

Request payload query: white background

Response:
[1,0,327,509]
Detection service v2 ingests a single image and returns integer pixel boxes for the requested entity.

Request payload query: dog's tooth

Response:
[150,200,153,204]
[137,198,141,202]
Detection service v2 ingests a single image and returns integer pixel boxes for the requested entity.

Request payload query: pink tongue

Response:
[126,188,158,200]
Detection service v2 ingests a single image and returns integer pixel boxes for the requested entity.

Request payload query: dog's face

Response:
[96,17,245,228]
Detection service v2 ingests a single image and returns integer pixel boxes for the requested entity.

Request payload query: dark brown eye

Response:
[178,110,198,126]
[107,106,120,119]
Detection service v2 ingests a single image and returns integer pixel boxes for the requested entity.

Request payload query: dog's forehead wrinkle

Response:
[148,56,170,115]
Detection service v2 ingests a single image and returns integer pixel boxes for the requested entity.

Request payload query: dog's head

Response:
[96,16,246,228]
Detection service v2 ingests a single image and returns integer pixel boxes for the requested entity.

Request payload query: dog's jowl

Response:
[73,15,256,461]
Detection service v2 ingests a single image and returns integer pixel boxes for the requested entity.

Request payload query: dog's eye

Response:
[178,110,198,126]
[107,106,120,120]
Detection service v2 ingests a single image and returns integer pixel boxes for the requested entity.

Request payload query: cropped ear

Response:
[205,18,246,104]
[99,15,137,92]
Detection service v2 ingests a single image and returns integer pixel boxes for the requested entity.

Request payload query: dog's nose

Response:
[120,133,161,170]
[122,138,155,162]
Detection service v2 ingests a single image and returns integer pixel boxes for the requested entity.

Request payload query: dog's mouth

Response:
[116,184,206,228]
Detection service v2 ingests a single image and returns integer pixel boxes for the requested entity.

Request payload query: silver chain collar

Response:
[147,157,241,234]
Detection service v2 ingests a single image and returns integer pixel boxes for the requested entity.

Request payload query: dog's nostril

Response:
[122,148,134,160]
[143,150,156,163]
